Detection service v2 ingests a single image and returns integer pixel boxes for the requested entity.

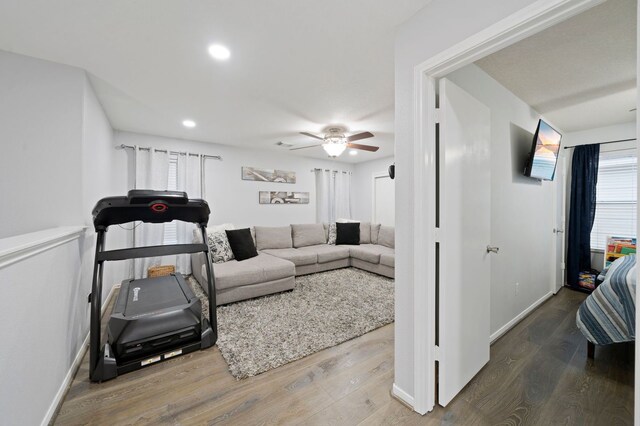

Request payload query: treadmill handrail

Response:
[96,243,208,262]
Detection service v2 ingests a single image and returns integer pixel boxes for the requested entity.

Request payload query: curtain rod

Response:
[563,138,636,150]
[117,144,222,160]
[310,168,352,174]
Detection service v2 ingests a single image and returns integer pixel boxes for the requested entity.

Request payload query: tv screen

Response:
[524,119,562,181]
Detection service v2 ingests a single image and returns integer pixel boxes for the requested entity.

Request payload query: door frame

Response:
[371,171,393,223]
[407,0,606,414]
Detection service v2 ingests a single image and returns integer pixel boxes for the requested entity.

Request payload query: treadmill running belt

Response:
[123,275,190,317]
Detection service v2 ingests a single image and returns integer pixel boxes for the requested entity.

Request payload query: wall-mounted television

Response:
[524,119,562,181]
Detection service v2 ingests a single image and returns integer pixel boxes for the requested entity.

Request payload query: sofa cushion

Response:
[359,222,372,244]
[261,248,317,266]
[370,224,381,244]
[254,226,293,251]
[225,228,258,261]
[380,253,395,268]
[378,226,394,248]
[207,253,295,290]
[336,222,360,245]
[291,224,326,248]
[297,244,350,264]
[349,244,383,264]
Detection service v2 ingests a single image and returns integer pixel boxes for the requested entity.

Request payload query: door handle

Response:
[553,228,564,234]
[486,246,499,254]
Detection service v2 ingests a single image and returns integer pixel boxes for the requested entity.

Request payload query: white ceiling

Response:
[0,0,431,163]
[475,0,637,133]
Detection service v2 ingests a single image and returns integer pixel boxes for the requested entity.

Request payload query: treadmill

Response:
[88,190,217,382]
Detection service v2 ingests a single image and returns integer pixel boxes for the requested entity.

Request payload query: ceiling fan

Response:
[290,127,379,157]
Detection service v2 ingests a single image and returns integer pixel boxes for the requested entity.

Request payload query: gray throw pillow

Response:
[377,225,395,249]
[359,222,372,244]
[370,223,381,244]
[254,226,293,251]
[207,230,235,263]
[291,224,326,248]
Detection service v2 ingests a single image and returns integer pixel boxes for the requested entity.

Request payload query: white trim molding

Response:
[392,383,415,408]
[0,226,86,270]
[408,0,604,414]
[490,291,554,343]
[42,283,119,426]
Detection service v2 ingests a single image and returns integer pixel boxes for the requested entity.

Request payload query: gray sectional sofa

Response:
[191,222,394,305]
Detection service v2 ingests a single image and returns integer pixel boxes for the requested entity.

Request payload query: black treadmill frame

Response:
[88,190,217,382]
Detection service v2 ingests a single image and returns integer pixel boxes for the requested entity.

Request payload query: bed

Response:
[576,254,637,358]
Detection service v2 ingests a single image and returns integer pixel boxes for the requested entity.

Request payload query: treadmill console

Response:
[127,190,188,205]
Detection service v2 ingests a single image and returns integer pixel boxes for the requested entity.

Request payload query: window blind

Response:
[163,153,179,245]
[590,148,637,250]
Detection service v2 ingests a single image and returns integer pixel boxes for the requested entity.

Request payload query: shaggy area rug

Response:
[188,267,394,379]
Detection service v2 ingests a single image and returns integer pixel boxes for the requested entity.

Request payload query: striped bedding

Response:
[576,254,637,345]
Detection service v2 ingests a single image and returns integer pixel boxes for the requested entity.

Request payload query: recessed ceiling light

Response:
[182,119,196,128]
[208,44,230,60]
[349,150,358,156]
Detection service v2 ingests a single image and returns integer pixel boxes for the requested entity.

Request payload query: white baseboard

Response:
[42,284,119,426]
[392,383,415,409]
[490,291,553,344]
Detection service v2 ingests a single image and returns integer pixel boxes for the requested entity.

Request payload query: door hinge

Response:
[434,345,440,361]
[434,228,441,242]
[561,262,566,270]
[88,293,92,303]
[434,108,441,123]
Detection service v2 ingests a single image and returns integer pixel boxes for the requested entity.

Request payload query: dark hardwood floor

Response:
[54,287,634,425]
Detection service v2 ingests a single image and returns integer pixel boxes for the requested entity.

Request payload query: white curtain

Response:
[315,169,352,223]
[133,148,170,278]
[175,153,203,274]
[315,169,333,223]
[334,171,352,220]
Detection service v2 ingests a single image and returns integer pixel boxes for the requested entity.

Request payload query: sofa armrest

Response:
[191,252,207,291]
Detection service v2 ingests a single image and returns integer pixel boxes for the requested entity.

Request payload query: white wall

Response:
[0,50,84,238]
[81,76,130,299]
[351,156,394,222]
[0,51,127,425]
[394,0,538,399]
[115,131,355,227]
[446,64,558,336]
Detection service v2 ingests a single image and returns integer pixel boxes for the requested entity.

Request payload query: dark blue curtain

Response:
[567,144,600,288]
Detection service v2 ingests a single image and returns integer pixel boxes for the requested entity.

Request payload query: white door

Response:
[373,174,395,225]
[552,155,566,293]
[438,78,492,406]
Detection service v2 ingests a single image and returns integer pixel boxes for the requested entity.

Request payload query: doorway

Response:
[404,0,637,416]
[373,172,395,226]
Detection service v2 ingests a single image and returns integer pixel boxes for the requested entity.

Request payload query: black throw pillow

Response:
[225,228,258,261]
[336,222,360,245]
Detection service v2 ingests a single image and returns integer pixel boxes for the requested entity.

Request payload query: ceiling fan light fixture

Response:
[322,142,347,157]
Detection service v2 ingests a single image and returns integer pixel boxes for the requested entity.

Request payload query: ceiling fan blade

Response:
[347,143,379,152]
[300,131,324,141]
[346,131,374,142]
[290,144,323,151]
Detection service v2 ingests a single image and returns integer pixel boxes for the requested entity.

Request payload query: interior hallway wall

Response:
[351,156,395,222]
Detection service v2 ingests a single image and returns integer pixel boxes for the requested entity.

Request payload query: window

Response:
[163,153,179,245]
[590,149,637,250]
